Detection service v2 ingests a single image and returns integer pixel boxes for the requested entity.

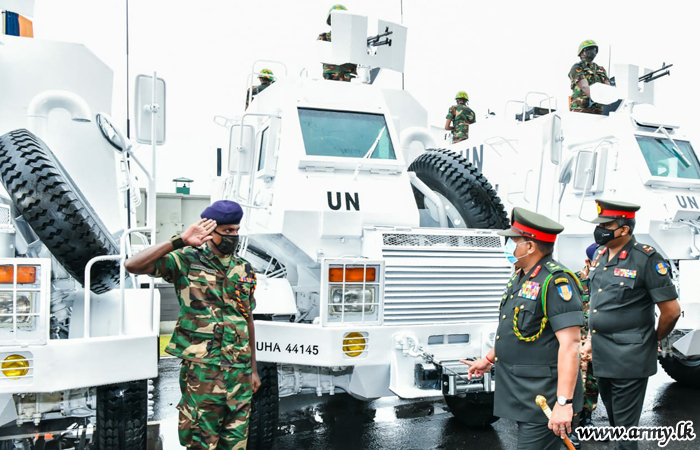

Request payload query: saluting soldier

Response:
[125,200,260,450]
[583,199,681,450]
[466,207,584,450]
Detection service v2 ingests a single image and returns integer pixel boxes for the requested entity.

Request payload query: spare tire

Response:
[408,148,508,229]
[0,129,120,294]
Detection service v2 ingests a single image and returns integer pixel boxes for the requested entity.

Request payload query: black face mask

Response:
[583,47,598,61]
[593,225,621,246]
[213,231,239,255]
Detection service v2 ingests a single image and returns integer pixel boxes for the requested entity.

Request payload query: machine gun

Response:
[367,26,393,48]
[639,62,673,83]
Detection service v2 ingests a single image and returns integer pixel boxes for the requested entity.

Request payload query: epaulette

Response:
[633,243,656,257]
[544,260,565,274]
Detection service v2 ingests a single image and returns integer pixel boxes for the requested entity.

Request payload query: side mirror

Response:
[558,156,574,185]
[96,113,130,153]
[134,74,166,145]
[229,124,256,174]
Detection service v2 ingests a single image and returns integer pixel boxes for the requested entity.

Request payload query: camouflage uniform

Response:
[576,270,599,413]
[317,31,358,82]
[155,244,257,450]
[446,104,476,143]
[568,61,609,114]
[245,80,274,109]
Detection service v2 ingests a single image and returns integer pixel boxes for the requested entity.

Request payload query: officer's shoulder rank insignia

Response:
[557,283,573,301]
[614,268,637,278]
[655,261,669,276]
[519,281,540,300]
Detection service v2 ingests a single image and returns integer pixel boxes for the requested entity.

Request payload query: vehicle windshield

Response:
[635,135,700,179]
[298,108,396,159]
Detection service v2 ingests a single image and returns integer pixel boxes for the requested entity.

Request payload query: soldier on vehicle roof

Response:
[569,40,610,115]
[582,199,681,450]
[465,207,584,450]
[445,91,476,143]
[318,4,358,82]
[245,68,275,110]
[125,200,260,450]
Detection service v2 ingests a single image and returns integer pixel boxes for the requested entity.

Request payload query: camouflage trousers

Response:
[453,135,467,143]
[582,361,599,412]
[178,360,253,450]
[570,107,603,115]
[322,63,358,82]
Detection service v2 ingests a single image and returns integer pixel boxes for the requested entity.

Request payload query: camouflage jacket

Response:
[318,31,331,42]
[446,104,476,140]
[576,270,591,339]
[317,31,357,81]
[245,81,273,109]
[568,61,609,113]
[155,244,257,367]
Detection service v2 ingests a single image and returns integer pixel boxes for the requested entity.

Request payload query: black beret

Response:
[201,200,243,224]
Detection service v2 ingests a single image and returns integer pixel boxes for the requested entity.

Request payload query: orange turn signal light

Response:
[0,266,37,284]
[329,267,376,283]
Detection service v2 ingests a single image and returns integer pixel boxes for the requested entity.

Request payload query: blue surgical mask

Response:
[504,239,530,264]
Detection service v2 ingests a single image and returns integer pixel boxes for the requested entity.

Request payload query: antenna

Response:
[608,44,612,78]
[401,0,405,90]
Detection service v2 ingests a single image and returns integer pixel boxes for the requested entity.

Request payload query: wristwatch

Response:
[170,234,185,249]
[557,396,573,406]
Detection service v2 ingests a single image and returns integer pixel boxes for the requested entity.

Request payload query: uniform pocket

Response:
[612,332,642,344]
[513,300,539,336]
[221,320,251,364]
[512,365,552,377]
[614,276,636,302]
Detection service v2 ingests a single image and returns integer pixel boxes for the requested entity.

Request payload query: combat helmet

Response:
[578,39,598,56]
[327,4,347,25]
[455,91,469,102]
[259,68,274,82]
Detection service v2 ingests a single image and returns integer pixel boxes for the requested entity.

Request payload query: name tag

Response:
[191,264,217,275]
[614,268,637,278]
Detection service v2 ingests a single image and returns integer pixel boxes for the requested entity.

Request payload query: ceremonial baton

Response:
[535,395,576,450]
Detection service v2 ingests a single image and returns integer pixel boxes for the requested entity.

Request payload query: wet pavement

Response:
[150,357,700,450]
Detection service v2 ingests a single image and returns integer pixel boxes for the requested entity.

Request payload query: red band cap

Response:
[510,221,557,243]
[599,208,635,219]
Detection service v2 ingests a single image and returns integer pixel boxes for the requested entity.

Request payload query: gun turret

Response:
[639,62,673,83]
[367,26,393,48]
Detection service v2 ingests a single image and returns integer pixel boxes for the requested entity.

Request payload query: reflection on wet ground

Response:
[150,358,700,450]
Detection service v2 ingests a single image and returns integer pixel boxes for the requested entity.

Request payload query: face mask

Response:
[593,225,621,246]
[213,231,239,255]
[583,47,598,61]
[504,239,531,264]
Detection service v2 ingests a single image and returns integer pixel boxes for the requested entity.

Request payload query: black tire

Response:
[444,391,499,428]
[0,129,120,294]
[408,148,508,229]
[659,354,700,388]
[96,380,148,450]
[247,362,279,450]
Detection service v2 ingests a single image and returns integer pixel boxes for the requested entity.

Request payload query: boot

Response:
[579,408,593,427]
[568,414,582,449]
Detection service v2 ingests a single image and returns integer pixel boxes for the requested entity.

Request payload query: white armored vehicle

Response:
[215,12,513,449]
[0,6,161,448]
[446,62,700,388]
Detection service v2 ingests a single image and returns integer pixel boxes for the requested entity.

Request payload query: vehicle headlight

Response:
[2,355,29,378]
[0,294,31,325]
[330,285,375,314]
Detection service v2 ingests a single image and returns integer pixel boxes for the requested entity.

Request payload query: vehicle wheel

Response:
[0,129,120,294]
[96,380,148,450]
[659,354,700,388]
[444,391,499,428]
[408,148,508,229]
[247,361,279,450]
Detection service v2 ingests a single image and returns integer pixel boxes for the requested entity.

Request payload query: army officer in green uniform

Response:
[466,207,584,450]
[583,200,681,450]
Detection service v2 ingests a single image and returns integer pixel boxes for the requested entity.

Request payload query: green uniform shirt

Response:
[568,61,609,113]
[245,80,274,109]
[588,237,677,378]
[154,244,257,368]
[446,104,476,141]
[494,255,584,423]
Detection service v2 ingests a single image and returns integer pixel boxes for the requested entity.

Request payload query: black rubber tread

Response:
[659,355,700,388]
[247,362,279,450]
[408,148,509,229]
[0,129,120,293]
[444,391,499,428]
[96,380,148,450]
